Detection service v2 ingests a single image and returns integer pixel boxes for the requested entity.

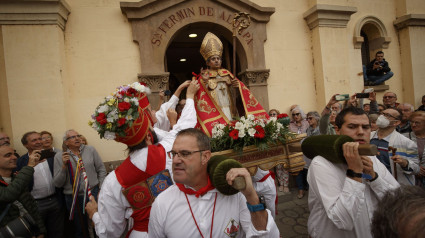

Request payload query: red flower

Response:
[117,118,126,127]
[96,113,107,125]
[229,129,239,140]
[277,113,288,119]
[118,102,131,111]
[254,125,265,139]
[229,120,238,127]
[127,88,137,95]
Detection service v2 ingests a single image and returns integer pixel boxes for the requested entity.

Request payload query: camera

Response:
[164,90,172,96]
[0,213,39,238]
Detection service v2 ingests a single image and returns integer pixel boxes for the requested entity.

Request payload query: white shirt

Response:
[92,99,197,238]
[154,95,179,131]
[307,155,399,238]
[252,169,276,219]
[31,160,55,199]
[148,185,279,238]
[371,130,420,185]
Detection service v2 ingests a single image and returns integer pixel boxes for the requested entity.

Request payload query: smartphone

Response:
[335,94,349,101]
[164,90,172,96]
[356,93,370,98]
[39,149,56,160]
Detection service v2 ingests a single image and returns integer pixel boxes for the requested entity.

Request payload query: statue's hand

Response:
[200,67,209,83]
[231,78,239,88]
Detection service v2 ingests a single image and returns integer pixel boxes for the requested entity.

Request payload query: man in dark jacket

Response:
[0,144,46,237]
[17,131,64,238]
[365,51,394,85]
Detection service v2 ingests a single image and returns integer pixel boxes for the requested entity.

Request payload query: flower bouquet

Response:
[210,114,295,153]
[89,82,150,140]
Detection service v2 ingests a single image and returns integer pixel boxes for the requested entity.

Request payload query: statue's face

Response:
[207,55,222,70]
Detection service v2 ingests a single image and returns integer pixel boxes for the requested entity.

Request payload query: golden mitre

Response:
[200,32,223,61]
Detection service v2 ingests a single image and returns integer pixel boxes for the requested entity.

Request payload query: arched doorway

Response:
[165,22,241,96]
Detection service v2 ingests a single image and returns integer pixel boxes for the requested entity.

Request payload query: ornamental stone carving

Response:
[239,69,270,86]
[138,73,170,92]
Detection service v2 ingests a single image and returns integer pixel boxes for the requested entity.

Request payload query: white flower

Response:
[247,114,255,121]
[124,97,130,103]
[130,98,139,106]
[97,105,109,113]
[238,129,245,138]
[131,82,151,94]
[247,128,256,137]
[235,122,244,131]
[91,123,100,131]
[103,131,116,140]
[125,115,133,121]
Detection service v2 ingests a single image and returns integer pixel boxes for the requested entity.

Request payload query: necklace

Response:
[184,193,218,238]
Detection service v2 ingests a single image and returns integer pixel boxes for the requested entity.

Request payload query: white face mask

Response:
[376,115,390,128]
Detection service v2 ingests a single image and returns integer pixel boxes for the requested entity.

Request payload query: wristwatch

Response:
[246,195,267,212]
[346,169,372,180]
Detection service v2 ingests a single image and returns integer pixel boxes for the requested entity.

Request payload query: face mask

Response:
[376,115,390,128]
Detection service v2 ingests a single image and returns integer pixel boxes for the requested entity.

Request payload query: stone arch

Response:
[353,15,391,50]
[120,0,275,110]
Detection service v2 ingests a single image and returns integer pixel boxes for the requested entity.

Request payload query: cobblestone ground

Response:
[275,188,310,238]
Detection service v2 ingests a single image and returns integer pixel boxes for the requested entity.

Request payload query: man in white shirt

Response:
[148,128,279,237]
[85,80,199,238]
[307,107,399,238]
[17,131,64,238]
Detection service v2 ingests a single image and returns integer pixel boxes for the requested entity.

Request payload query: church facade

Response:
[1,0,424,161]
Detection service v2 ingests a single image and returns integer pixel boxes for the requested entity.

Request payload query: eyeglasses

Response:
[292,113,301,117]
[269,113,277,116]
[383,96,395,99]
[381,112,399,120]
[66,135,82,141]
[411,121,422,126]
[306,117,314,121]
[168,150,206,159]
[0,137,9,141]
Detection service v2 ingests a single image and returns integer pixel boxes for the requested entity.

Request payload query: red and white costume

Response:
[148,185,279,237]
[91,99,197,238]
[252,169,276,219]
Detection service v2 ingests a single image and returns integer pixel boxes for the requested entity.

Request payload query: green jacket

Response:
[0,166,46,235]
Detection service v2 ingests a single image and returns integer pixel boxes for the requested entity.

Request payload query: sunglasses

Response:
[306,117,314,120]
[292,113,301,117]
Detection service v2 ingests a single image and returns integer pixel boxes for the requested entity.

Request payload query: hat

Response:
[90,82,152,147]
[200,32,223,61]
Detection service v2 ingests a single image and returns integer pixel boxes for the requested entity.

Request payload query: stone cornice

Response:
[120,0,275,22]
[394,14,425,30]
[303,4,357,30]
[0,0,71,30]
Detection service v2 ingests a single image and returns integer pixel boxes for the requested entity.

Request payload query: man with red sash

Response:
[148,128,279,237]
[85,80,199,237]
[195,32,276,217]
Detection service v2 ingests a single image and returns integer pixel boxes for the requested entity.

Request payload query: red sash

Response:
[194,71,268,137]
[115,144,166,234]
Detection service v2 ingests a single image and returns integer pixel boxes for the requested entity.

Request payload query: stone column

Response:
[138,72,170,108]
[303,4,357,107]
[394,14,425,107]
[0,0,70,152]
[239,69,270,111]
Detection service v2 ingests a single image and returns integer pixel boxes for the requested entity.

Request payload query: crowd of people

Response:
[1,32,424,238]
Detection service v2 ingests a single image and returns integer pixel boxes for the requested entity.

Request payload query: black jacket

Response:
[0,166,46,235]
[366,58,391,76]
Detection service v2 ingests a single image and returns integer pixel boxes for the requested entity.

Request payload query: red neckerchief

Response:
[176,177,215,198]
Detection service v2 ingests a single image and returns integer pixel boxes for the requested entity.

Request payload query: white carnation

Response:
[130,98,139,106]
[238,129,245,138]
[235,122,244,131]
[247,114,255,121]
[97,105,109,113]
[124,97,130,102]
[248,128,256,137]
[103,131,116,140]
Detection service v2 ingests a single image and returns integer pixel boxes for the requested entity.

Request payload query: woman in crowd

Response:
[269,109,290,193]
[289,106,309,134]
[406,111,425,188]
[296,111,320,199]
